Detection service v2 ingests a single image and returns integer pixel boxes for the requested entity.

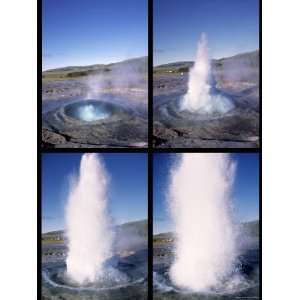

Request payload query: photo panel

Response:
[153,152,260,298]
[153,0,260,148]
[41,0,148,149]
[41,153,148,299]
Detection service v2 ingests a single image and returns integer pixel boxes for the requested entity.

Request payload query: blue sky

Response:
[42,0,147,70]
[154,153,259,234]
[154,0,259,65]
[42,153,147,233]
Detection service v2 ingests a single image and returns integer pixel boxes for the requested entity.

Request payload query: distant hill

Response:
[154,61,193,73]
[239,220,259,238]
[115,219,147,239]
[214,50,259,68]
[114,219,148,251]
[42,219,147,241]
[154,50,259,74]
[42,230,63,236]
[43,56,148,80]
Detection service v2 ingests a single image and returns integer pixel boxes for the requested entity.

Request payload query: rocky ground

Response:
[42,57,148,148]
[42,95,148,148]
[153,50,260,148]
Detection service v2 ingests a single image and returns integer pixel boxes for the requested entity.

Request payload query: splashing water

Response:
[168,153,237,292]
[66,154,113,285]
[181,34,233,113]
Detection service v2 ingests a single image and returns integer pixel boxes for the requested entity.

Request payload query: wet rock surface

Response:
[42,95,148,148]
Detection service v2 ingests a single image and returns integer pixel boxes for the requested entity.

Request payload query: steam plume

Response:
[181,34,233,113]
[168,153,237,292]
[66,153,113,284]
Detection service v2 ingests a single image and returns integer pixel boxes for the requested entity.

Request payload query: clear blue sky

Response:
[154,0,259,65]
[42,153,147,233]
[42,0,147,70]
[154,153,259,234]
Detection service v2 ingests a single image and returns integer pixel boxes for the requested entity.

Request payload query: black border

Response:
[259,0,262,298]
[148,0,153,150]
[37,0,42,298]
[148,0,154,299]
[148,151,153,299]
[38,0,261,299]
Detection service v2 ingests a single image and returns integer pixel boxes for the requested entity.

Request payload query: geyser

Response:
[66,153,113,285]
[77,104,109,121]
[168,153,237,292]
[64,100,112,122]
[181,34,233,113]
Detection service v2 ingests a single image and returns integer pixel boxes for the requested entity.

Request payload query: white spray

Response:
[66,153,113,285]
[168,153,237,292]
[181,34,233,113]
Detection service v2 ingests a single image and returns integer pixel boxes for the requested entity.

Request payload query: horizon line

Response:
[42,217,147,234]
[154,48,259,67]
[42,55,148,72]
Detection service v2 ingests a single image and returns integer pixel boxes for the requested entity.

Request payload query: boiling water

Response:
[77,104,110,121]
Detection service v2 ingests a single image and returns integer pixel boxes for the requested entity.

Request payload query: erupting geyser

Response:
[66,153,113,285]
[181,34,233,114]
[77,103,109,122]
[168,153,237,292]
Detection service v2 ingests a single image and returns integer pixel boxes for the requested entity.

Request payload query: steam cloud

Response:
[181,34,233,113]
[65,153,113,285]
[85,59,147,100]
[168,153,237,292]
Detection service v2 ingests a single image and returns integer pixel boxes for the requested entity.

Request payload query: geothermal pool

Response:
[42,257,145,291]
[42,250,148,299]
[42,95,148,148]
[153,81,259,148]
[64,100,112,122]
[153,247,259,299]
